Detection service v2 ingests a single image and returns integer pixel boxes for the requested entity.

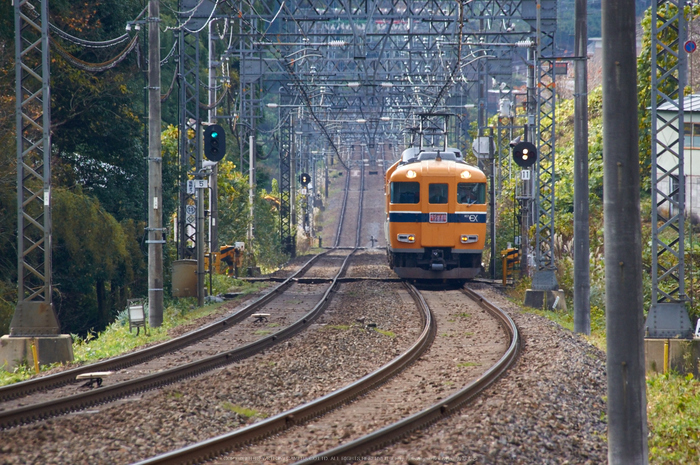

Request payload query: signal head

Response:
[204,124,226,162]
[512,141,537,167]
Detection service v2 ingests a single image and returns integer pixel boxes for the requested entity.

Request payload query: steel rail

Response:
[293,286,520,463]
[132,281,435,465]
[0,161,361,429]
[0,249,357,430]
[0,253,326,403]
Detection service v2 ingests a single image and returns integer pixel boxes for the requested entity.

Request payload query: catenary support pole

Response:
[248,135,255,262]
[602,0,648,460]
[148,0,164,327]
[573,0,590,334]
[208,21,219,253]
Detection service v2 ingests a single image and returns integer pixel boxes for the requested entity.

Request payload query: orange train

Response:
[384,146,487,281]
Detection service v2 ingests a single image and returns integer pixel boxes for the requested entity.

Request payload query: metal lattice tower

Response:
[520,0,559,289]
[11,0,61,335]
[646,0,693,337]
[219,0,561,272]
[534,34,557,272]
[279,100,295,256]
[177,25,202,260]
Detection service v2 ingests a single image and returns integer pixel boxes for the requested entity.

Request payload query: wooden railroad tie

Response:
[76,371,114,388]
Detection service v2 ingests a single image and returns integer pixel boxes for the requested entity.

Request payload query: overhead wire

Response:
[49,24,131,48]
[161,65,179,102]
[428,0,466,114]
[51,34,139,72]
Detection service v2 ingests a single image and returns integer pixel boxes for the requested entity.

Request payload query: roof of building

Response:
[658,95,700,112]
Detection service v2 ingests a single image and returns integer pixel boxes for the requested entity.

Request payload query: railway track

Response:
[132,285,519,464]
[0,253,322,404]
[0,166,365,430]
[295,286,520,463]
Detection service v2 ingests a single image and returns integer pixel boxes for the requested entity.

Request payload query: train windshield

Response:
[457,183,486,205]
[428,184,448,204]
[391,182,420,204]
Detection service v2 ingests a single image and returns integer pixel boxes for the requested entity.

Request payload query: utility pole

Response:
[603,0,648,460]
[248,135,256,271]
[208,21,219,255]
[147,0,164,327]
[573,0,590,334]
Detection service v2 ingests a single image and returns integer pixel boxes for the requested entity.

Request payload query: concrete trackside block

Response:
[523,289,568,311]
[0,335,74,371]
[645,338,700,377]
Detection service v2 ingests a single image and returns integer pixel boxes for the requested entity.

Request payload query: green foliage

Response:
[0,286,262,385]
[221,403,265,420]
[0,364,37,387]
[648,373,700,463]
[52,189,146,335]
[216,160,287,271]
[375,328,396,338]
[48,2,148,222]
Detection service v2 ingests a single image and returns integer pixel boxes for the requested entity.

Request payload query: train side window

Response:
[391,182,420,204]
[428,184,448,204]
[457,183,486,204]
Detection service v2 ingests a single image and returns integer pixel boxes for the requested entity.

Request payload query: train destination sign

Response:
[429,212,448,223]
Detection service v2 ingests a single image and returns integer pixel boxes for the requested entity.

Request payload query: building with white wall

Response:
[656,95,700,222]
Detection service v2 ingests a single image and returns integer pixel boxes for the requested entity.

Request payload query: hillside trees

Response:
[52,189,146,334]
[0,1,160,335]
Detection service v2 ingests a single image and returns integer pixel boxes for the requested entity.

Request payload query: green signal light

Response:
[211,132,219,138]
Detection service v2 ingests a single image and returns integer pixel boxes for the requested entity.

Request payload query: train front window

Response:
[428,184,448,204]
[457,183,486,204]
[391,182,420,204]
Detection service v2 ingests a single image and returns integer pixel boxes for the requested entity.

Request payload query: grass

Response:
[457,361,481,368]
[375,328,396,338]
[221,402,265,420]
[321,324,352,331]
[0,276,265,387]
[647,373,700,463]
[505,285,700,464]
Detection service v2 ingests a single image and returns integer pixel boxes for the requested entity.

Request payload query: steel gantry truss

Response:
[532,4,558,289]
[279,98,296,256]
[221,0,558,272]
[11,0,62,336]
[645,0,693,337]
[177,23,203,260]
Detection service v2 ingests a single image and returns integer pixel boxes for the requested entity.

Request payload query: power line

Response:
[50,35,139,72]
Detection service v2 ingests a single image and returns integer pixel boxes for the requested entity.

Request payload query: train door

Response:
[422,183,453,247]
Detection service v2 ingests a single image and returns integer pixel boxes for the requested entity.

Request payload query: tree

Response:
[52,188,145,335]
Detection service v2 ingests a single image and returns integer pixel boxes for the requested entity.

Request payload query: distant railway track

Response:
[0,166,364,430]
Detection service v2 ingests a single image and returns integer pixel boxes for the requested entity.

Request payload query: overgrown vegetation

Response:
[647,373,700,463]
[0,1,289,339]
[0,275,264,386]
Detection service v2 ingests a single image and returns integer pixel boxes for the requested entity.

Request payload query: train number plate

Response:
[429,213,448,223]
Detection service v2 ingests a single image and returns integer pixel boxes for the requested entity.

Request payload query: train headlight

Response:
[460,171,471,179]
[460,234,479,244]
[406,170,417,179]
[398,234,416,243]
